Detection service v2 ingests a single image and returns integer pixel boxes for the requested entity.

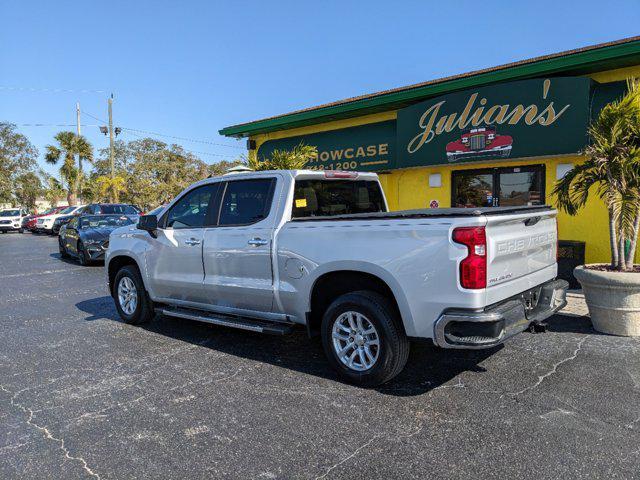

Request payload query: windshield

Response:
[79,215,135,229]
[292,179,386,218]
[101,205,139,215]
[59,206,76,214]
[0,209,20,217]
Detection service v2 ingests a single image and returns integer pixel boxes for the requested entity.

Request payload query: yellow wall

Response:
[251,65,640,264]
[380,156,615,263]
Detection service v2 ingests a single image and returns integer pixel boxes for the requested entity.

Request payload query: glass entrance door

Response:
[452,165,545,208]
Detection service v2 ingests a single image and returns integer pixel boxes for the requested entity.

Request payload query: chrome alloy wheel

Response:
[332,311,380,371]
[117,276,138,316]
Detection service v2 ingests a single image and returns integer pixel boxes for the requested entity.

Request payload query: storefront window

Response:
[452,173,494,208]
[452,166,544,208]
[498,169,544,206]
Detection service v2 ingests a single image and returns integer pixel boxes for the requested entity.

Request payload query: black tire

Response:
[18,228,24,234]
[321,290,409,387]
[59,238,69,258]
[113,265,154,325]
[77,241,91,266]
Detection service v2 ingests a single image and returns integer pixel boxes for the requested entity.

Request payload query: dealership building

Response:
[220,37,640,265]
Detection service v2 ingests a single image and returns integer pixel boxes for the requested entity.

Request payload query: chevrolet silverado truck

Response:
[106,169,568,386]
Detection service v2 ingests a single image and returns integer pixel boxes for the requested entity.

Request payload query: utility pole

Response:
[76,102,82,171]
[108,94,116,202]
[108,94,115,183]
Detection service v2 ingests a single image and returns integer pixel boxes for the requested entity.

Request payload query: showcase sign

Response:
[397,77,591,167]
[257,121,396,171]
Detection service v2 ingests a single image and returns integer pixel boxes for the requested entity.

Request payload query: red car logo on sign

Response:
[446,127,513,162]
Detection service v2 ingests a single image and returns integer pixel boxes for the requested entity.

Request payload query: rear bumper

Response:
[434,279,568,349]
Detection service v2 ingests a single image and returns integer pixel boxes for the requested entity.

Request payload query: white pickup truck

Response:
[106,169,568,386]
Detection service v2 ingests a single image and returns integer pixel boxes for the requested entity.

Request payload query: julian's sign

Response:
[397,77,592,167]
[257,120,396,172]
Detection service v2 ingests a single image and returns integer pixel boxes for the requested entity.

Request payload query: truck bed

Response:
[290,205,553,222]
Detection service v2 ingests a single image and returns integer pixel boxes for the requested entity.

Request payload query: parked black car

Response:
[58,214,137,265]
[82,203,141,215]
[53,203,141,235]
[52,214,73,235]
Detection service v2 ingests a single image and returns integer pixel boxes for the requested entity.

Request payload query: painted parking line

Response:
[0,267,88,279]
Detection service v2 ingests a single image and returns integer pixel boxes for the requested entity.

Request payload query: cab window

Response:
[165,184,219,229]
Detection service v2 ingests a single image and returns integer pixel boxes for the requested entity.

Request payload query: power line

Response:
[120,130,234,159]
[81,110,244,150]
[82,111,107,123]
[0,86,107,94]
[16,123,100,128]
[120,127,245,149]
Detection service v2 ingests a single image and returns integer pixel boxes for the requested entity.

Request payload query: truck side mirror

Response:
[138,215,158,237]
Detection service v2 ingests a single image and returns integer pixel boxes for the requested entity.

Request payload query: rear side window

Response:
[100,205,139,215]
[292,179,386,218]
[218,179,275,226]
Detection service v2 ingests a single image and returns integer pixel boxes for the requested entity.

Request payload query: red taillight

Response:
[452,226,487,289]
[324,171,358,179]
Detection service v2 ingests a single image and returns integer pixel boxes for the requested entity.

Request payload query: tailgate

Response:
[485,209,557,288]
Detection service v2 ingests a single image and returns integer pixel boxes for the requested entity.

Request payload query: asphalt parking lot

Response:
[1,233,639,479]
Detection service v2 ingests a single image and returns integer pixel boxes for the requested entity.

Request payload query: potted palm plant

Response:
[553,79,640,336]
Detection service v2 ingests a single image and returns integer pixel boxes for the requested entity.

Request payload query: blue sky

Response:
[2,0,640,176]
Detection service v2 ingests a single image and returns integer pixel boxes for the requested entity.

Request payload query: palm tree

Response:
[248,142,317,171]
[43,176,66,207]
[553,79,640,271]
[45,131,93,205]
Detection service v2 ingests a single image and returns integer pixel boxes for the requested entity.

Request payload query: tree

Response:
[248,142,317,171]
[553,78,640,271]
[0,122,38,204]
[44,131,93,205]
[94,175,127,203]
[208,158,247,177]
[42,175,66,208]
[93,139,130,177]
[125,138,209,210]
[13,172,43,210]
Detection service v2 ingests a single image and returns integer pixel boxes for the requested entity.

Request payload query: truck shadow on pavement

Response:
[75,296,587,396]
[544,313,595,334]
[75,295,500,396]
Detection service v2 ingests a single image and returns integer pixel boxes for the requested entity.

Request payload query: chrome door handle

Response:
[247,238,268,246]
[184,238,201,246]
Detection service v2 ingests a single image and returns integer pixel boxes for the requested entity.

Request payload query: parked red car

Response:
[24,206,67,231]
[446,127,512,162]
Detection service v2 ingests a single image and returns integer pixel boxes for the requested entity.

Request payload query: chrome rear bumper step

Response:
[434,279,569,349]
[155,307,295,335]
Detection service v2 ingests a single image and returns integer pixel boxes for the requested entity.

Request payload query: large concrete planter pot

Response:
[574,265,640,336]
